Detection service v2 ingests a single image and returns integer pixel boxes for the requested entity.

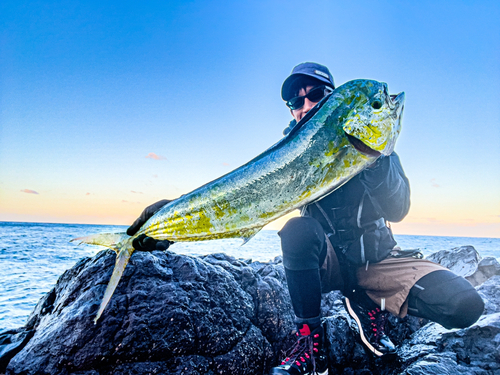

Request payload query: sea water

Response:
[1,221,499,331]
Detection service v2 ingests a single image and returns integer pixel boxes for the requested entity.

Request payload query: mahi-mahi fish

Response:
[74,79,405,323]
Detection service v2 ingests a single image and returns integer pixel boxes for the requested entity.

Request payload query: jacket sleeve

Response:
[359,152,410,222]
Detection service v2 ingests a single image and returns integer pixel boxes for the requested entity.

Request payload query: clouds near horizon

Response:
[20,189,39,194]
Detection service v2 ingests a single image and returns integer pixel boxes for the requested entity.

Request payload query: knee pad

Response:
[408,270,485,329]
[279,217,326,270]
[445,288,484,328]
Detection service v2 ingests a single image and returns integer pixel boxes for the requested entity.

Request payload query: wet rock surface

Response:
[468,257,500,287]
[3,251,288,375]
[1,246,499,374]
[426,245,480,278]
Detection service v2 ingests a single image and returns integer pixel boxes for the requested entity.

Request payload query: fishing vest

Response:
[301,173,397,266]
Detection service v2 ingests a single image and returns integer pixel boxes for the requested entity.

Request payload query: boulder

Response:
[4,251,288,374]
[467,257,500,287]
[0,328,34,371]
[2,245,499,375]
[426,246,480,278]
[477,275,500,315]
[397,313,500,374]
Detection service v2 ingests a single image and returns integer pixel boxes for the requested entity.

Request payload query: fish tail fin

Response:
[71,232,135,323]
[71,232,130,254]
[93,243,134,324]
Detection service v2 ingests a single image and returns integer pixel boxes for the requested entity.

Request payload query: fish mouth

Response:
[390,92,405,106]
[346,133,381,157]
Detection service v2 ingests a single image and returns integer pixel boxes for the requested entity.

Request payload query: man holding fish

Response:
[125,62,485,375]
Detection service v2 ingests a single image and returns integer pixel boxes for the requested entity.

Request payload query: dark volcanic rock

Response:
[0,328,34,371]
[397,313,500,374]
[5,251,285,374]
[2,245,500,374]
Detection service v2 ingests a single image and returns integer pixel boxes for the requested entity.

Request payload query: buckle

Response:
[390,249,424,259]
[331,207,350,219]
[337,229,357,242]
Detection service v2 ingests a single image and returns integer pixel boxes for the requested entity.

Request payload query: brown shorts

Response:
[320,235,447,317]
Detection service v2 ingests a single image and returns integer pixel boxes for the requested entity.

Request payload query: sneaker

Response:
[342,297,396,357]
[270,324,328,375]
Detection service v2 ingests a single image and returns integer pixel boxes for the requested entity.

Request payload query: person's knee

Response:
[279,217,324,257]
[408,270,485,329]
[443,288,484,328]
[279,217,325,270]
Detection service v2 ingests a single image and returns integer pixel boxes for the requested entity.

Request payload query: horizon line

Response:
[1,219,499,240]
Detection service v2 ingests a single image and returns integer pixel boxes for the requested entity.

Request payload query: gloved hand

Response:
[127,199,171,236]
[132,234,172,251]
[127,199,173,251]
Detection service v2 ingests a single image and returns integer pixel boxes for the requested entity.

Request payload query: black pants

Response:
[279,217,484,329]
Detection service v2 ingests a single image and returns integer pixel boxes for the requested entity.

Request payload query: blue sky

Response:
[0,0,499,237]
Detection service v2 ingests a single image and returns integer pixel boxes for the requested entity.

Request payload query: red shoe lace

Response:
[281,329,321,372]
[368,308,387,341]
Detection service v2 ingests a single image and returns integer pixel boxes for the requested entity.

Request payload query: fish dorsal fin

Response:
[240,227,262,246]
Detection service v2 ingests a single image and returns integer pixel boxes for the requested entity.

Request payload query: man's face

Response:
[290,85,320,123]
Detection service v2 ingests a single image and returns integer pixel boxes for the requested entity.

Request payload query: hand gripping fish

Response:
[73,79,405,323]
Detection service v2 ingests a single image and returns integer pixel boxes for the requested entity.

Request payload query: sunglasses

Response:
[286,85,333,110]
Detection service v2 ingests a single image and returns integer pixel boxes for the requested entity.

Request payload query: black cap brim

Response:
[281,73,334,101]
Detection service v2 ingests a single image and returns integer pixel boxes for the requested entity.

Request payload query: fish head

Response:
[341,80,405,156]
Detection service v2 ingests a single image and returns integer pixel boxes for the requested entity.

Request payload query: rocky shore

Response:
[1,245,499,374]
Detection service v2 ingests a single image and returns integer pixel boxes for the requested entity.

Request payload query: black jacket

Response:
[301,153,410,265]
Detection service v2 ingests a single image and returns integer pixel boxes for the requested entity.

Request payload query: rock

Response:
[3,245,499,374]
[398,352,460,375]
[0,328,34,371]
[426,246,480,278]
[477,275,500,315]
[324,312,370,372]
[398,313,500,374]
[467,257,500,287]
[5,251,284,374]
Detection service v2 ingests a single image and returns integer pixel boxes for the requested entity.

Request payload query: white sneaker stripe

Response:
[344,297,384,357]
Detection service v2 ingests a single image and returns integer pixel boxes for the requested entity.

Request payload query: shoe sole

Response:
[271,368,328,375]
[343,297,384,357]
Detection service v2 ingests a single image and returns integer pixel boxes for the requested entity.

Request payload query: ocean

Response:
[1,221,499,331]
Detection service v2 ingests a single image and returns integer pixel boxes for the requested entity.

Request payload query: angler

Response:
[266,63,484,375]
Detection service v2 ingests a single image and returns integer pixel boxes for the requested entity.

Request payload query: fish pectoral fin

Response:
[240,227,263,246]
[71,232,129,254]
[94,244,134,324]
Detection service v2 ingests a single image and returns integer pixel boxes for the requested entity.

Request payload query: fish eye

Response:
[371,100,383,110]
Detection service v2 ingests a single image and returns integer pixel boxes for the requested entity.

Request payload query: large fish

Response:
[74,79,405,323]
